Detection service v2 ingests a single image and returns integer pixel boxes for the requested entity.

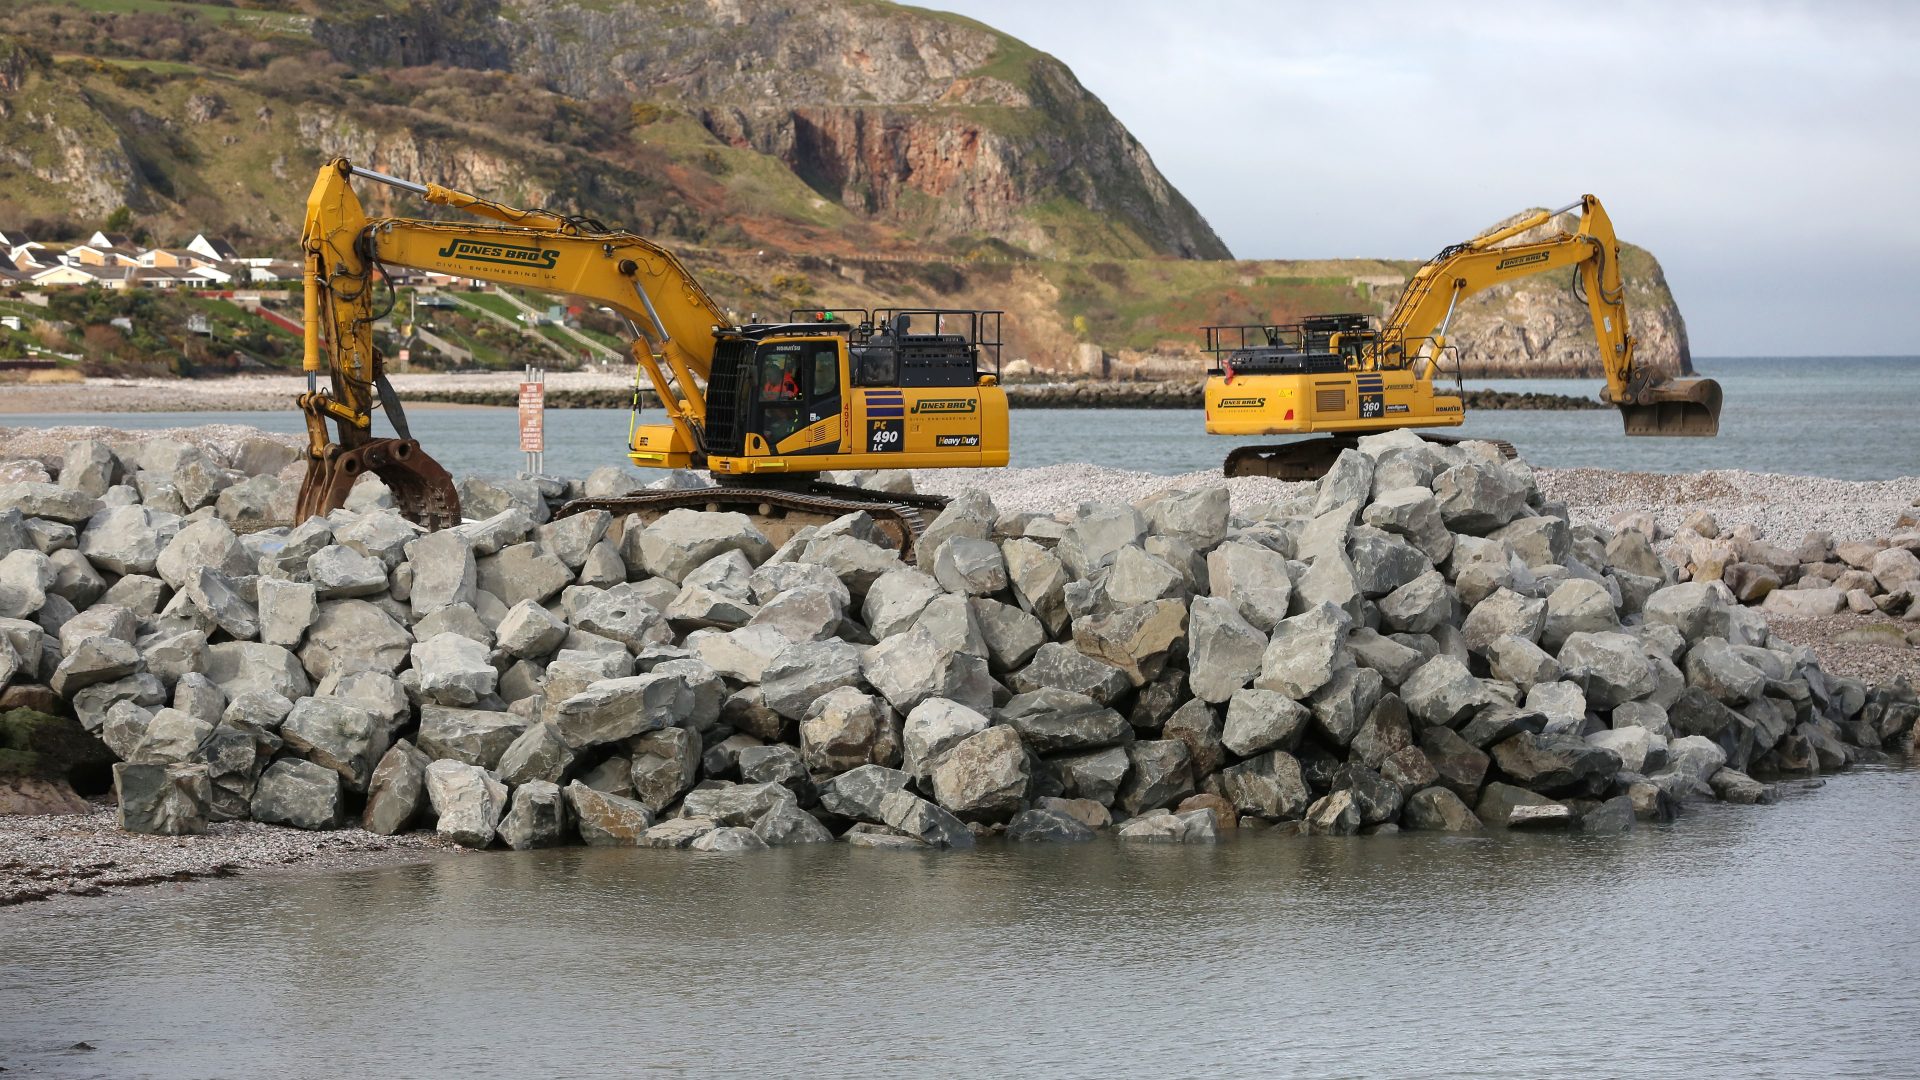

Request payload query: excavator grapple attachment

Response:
[1618,377,1723,437]
[296,438,461,531]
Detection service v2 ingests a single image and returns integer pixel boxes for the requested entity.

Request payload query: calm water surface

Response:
[9,356,1918,480]
[4,768,1918,1079]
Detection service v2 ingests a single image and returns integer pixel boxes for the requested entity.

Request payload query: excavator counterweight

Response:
[1202,197,1721,478]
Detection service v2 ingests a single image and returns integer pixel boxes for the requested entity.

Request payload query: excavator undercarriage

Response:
[555,478,951,562]
[1221,432,1520,481]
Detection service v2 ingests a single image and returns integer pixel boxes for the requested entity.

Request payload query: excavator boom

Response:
[295,158,1009,548]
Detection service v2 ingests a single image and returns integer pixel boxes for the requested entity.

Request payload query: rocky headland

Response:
[2,425,1917,904]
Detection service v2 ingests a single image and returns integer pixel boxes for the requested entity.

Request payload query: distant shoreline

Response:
[0,374,1606,415]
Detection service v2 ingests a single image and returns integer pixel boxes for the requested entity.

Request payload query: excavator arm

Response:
[295,158,731,527]
[1374,195,1720,437]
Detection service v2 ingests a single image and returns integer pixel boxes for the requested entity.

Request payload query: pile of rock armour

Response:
[3,429,1916,850]
[1633,504,1920,632]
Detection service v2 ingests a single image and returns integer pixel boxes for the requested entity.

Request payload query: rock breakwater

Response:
[2,430,1916,857]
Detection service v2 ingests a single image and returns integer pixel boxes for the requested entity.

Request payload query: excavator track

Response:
[554,481,950,563]
[1223,432,1519,481]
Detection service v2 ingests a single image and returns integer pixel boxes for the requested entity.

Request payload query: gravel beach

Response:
[0,805,456,907]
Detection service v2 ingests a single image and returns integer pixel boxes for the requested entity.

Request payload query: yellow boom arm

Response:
[1373,196,1720,436]
[295,158,732,524]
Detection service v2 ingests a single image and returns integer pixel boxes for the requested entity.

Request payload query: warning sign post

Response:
[519,366,546,474]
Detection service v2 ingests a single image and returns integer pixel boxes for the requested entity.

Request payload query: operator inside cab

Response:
[759,350,804,445]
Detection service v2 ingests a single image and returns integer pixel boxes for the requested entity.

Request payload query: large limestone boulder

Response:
[280,697,383,792]
[1206,540,1293,633]
[497,780,569,850]
[862,625,993,714]
[566,781,656,845]
[363,739,430,835]
[1185,596,1266,703]
[252,757,345,830]
[902,697,992,779]
[800,686,893,774]
[425,759,507,847]
[998,688,1129,754]
[551,673,685,748]
[412,633,498,707]
[297,601,411,682]
[113,761,210,835]
[205,641,312,701]
[1255,603,1351,700]
[637,510,773,582]
[417,706,527,768]
[1218,749,1310,820]
[1071,598,1188,687]
[815,763,911,823]
[929,725,1029,822]
[759,639,866,719]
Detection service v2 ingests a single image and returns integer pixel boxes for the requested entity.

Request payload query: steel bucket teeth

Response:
[296,438,462,530]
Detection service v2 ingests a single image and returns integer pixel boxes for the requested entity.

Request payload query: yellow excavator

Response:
[295,158,1009,553]
[1202,196,1723,478]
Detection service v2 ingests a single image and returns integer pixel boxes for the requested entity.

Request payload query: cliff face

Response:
[0,1,1689,379]
[307,0,1229,260]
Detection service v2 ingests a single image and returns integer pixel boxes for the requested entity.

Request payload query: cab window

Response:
[759,350,801,402]
[811,347,839,399]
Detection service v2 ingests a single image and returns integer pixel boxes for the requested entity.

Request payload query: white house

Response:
[188,234,243,264]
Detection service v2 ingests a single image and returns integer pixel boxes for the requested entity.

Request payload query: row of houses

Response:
[0,230,302,290]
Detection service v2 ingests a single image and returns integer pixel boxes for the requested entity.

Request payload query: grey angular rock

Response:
[1161,698,1225,778]
[682,782,798,826]
[1309,666,1386,748]
[1116,738,1195,816]
[362,739,430,835]
[536,510,611,572]
[629,726,702,811]
[412,633,497,707]
[878,788,975,848]
[1540,578,1619,652]
[407,529,477,617]
[1487,634,1561,691]
[49,635,141,697]
[815,763,911,823]
[1379,569,1454,634]
[1489,732,1622,797]
[1434,463,1529,534]
[1460,588,1546,655]
[862,568,944,639]
[1683,637,1768,704]
[1350,694,1414,769]
[7,482,102,526]
[1003,537,1070,635]
[495,721,577,787]
[565,783,654,844]
[307,544,390,600]
[1222,687,1310,756]
[933,536,1008,596]
[497,780,570,850]
[498,599,569,659]
[552,673,685,748]
[637,509,773,582]
[1403,785,1482,830]
[1206,540,1294,633]
[753,801,836,845]
[475,542,572,608]
[1400,655,1489,727]
[297,601,411,682]
[154,518,251,589]
[1006,806,1097,842]
[1116,807,1218,843]
[800,685,892,774]
[1007,642,1132,706]
[1418,725,1490,798]
[999,687,1131,754]
[1305,789,1362,834]
[1071,598,1186,687]
[691,825,771,852]
[416,706,528,769]
[252,757,345,830]
[423,759,507,847]
[1643,581,1731,643]
[127,707,213,765]
[1184,595,1266,703]
[1558,631,1658,709]
[280,696,383,791]
[863,625,994,714]
[930,725,1029,821]
[758,639,866,719]
[1218,749,1309,820]
[113,761,210,836]
[1053,745,1131,805]
[1708,767,1776,804]
[970,597,1047,674]
[902,696,993,778]
[1255,602,1351,700]
[256,578,318,649]
[748,584,842,642]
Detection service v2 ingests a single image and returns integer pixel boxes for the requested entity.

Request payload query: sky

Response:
[922,0,1919,356]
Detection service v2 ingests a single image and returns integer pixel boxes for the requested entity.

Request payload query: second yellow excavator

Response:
[295,158,1009,554]
[1202,196,1722,478]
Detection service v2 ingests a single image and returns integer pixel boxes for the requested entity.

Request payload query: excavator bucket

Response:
[295,438,462,531]
[1618,377,1723,437]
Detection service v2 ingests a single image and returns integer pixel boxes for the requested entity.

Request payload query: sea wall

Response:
[1,435,1915,850]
